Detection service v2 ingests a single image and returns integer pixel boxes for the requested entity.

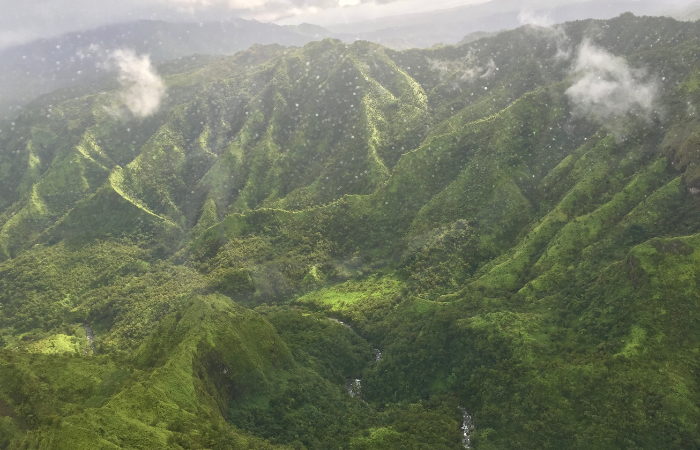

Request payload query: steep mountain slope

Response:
[2,12,700,450]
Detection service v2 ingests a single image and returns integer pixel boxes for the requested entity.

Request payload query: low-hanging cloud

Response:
[428,52,496,85]
[106,49,166,118]
[517,9,553,28]
[518,9,571,60]
[566,40,660,127]
[0,0,412,49]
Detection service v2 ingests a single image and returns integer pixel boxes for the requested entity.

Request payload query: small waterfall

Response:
[460,406,474,449]
[329,318,378,400]
[83,324,97,355]
[347,379,362,397]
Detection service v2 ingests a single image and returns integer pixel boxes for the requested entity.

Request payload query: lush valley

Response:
[1,12,700,449]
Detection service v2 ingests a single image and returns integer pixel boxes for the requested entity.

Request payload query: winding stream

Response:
[328,318,380,399]
[329,316,471,444]
[347,379,362,397]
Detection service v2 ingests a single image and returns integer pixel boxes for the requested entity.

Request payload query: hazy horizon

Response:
[0,0,483,50]
[2,0,695,50]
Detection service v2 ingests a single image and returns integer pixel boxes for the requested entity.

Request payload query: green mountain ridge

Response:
[2,12,700,449]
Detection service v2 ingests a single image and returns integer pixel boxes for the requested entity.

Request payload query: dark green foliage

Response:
[259,307,373,384]
[211,268,256,296]
[401,220,480,296]
[229,368,373,449]
[4,12,700,450]
[350,397,463,450]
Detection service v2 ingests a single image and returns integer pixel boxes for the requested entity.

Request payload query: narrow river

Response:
[329,316,472,446]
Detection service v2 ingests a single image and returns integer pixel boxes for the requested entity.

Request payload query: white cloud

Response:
[566,40,659,122]
[518,9,552,27]
[479,58,496,79]
[428,52,495,85]
[566,40,660,139]
[106,49,166,118]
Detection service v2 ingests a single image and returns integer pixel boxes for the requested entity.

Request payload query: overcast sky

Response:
[0,0,490,49]
[2,0,695,50]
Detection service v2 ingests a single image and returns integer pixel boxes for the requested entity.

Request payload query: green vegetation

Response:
[2,12,700,449]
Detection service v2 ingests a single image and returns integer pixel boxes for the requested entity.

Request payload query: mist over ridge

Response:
[0,0,695,120]
[104,49,166,118]
[566,39,662,137]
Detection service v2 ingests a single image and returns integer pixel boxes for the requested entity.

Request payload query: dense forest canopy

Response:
[1,11,700,449]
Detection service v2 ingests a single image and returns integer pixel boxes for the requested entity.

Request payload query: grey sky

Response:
[0,0,476,49]
[2,0,595,49]
[1,0,696,50]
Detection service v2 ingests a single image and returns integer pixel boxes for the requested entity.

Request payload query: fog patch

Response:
[104,49,165,118]
[428,52,496,85]
[566,40,660,138]
[428,58,457,80]
[518,9,553,28]
[479,59,497,79]
[76,43,104,60]
[519,9,571,60]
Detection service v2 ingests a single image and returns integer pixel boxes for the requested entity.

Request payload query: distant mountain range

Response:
[326,0,690,49]
[0,0,694,119]
[0,19,323,120]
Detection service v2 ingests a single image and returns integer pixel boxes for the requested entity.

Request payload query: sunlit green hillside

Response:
[2,13,700,450]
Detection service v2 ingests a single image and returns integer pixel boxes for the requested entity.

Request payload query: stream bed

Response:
[83,323,97,355]
[329,316,471,444]
[460,406,474,449]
